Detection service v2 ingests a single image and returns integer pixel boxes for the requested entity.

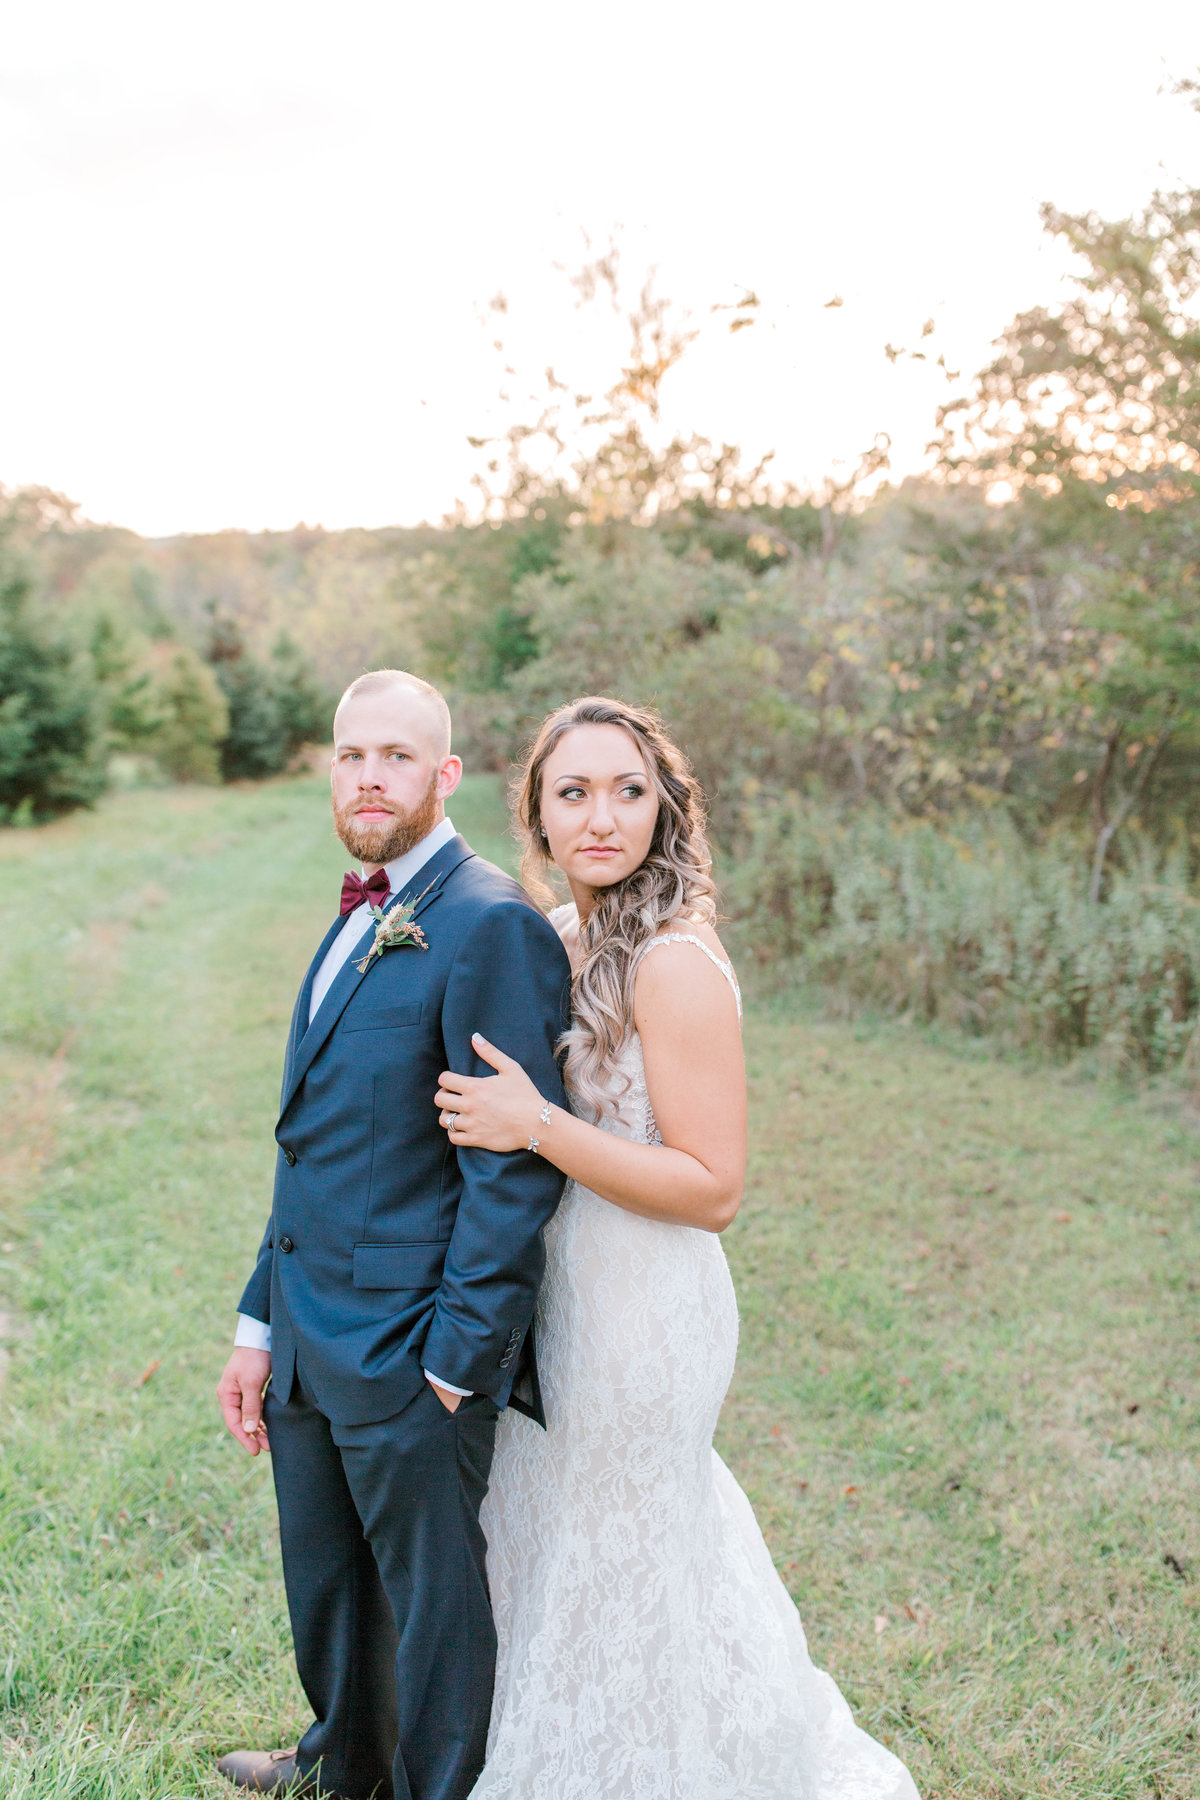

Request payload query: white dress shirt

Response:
[234,815,472,1396]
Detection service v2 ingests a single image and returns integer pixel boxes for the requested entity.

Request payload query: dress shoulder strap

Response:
[637,932,742,1021]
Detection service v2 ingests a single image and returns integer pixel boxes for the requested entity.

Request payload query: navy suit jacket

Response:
[237,833,572,1428]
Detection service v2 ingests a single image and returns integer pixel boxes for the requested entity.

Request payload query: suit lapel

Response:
[277,835,476,1123]
[284,913,345,1080]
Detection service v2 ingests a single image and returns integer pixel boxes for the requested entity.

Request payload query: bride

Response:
[434,695,920,1800]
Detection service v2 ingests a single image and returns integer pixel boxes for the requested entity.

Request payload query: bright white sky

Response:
[3,2,1200,536]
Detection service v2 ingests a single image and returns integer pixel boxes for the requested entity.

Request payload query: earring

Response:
[540,827,548,841]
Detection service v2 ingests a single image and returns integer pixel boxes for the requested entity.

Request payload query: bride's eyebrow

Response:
[555,771,645,783]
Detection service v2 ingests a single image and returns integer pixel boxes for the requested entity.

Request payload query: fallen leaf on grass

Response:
[137,1359,161,1386]
[844,1485,858,1496]
[1163,1552,1189,1580]
[903,1602,919,1621]
[874,1614,888,1635]
[1053,1212,1071,1224]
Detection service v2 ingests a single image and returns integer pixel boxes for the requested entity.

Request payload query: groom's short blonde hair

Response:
[335,669,452,761]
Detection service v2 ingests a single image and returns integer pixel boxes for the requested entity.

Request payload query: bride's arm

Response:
[434,944,746,1233]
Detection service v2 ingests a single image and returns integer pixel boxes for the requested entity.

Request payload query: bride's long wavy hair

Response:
[514,696,716,1118]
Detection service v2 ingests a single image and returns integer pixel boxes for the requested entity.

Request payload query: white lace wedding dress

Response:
[472,926,920,1800]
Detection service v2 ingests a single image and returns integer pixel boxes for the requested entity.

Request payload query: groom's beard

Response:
[334,776,441,867]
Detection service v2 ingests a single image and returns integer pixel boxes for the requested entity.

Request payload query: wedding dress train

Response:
[472,929,920,1799]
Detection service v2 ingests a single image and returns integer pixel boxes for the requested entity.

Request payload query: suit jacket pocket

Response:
[352,1240,450,1289]
[343,1003,424,1032]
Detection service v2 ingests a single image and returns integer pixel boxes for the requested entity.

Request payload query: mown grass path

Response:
[0,775,1196,1798]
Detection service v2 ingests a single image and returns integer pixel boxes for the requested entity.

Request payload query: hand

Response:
[217,1348,272,1455]
[427,1377,463,1414]
[436,1032,545,1154]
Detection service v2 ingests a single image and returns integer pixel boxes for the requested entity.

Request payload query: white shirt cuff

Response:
[424,1368,473,1397]
[235,1313,272,1352]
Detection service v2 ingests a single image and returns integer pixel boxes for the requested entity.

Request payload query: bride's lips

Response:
[581,846,620,859]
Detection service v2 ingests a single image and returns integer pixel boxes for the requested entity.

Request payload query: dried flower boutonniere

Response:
[354,888,431,973]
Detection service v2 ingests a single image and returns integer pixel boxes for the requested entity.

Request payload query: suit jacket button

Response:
[282,1148,297,1166]
[278,1235,294,1253]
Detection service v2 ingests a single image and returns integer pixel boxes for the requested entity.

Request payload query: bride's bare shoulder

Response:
[632,916,739,1026]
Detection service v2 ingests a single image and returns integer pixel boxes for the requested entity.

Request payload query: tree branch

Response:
[1088,716,1175,904]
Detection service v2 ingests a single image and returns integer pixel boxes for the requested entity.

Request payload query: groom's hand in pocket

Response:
[217,1348,273,1454]
[427,1377,463,1414]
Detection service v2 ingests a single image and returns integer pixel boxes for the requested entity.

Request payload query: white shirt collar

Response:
[375,813,457,897]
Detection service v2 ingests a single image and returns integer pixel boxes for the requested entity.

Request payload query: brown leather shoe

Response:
[215,1747,336,1795]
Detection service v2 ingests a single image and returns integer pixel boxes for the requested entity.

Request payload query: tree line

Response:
[4,83,1198,1068]
[0,488,327,822]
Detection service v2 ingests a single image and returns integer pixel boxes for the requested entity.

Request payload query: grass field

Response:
[0,773,1197,1799]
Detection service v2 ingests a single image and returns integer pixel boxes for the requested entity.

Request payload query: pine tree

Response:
[0,541,108,821]
[148,645,230,783]
[205,611,325,781]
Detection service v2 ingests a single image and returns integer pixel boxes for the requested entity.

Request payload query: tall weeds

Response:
[724,794,1200,1074]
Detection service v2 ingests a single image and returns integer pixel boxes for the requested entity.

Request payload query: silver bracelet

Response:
[528,1098,553,1154]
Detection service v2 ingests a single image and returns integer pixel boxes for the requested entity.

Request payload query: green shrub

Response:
[0,549,108,823]
[144,644,230,783]
[725,793,1200,1074]
[269,632,327,755]
[206,614,326,782]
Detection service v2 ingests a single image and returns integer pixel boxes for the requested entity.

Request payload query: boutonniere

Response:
[354,885,433,973]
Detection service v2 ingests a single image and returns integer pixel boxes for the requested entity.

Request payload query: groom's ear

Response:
[437,755,464,801]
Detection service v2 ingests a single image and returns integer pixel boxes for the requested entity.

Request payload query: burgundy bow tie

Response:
[340,868,391,916]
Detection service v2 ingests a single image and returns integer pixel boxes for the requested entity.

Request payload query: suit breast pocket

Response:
[343,1003,424,1033]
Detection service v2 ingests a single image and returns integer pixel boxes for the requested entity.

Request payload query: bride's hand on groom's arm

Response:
[217,1348,272,1455]
[436,1033,546,1154]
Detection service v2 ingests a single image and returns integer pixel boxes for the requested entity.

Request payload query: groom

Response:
[215,669,571,1800]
